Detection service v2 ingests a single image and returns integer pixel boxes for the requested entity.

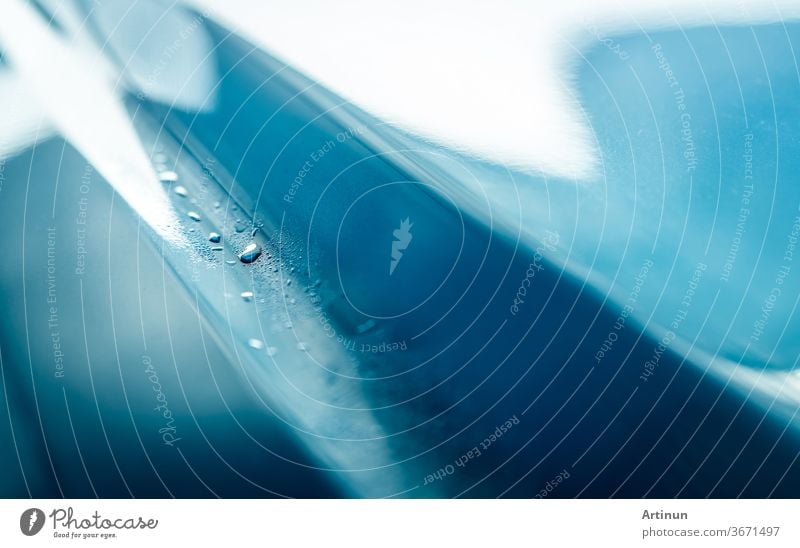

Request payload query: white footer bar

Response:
[1,499,796,547]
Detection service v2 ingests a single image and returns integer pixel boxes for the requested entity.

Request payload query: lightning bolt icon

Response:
[390,218,413,275]
[28,509,39,532]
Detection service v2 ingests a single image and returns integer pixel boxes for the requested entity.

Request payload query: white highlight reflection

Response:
[190,0,800,180]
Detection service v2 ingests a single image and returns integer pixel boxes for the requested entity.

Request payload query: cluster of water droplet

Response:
[153,152,265,268]
[152,149,302,359]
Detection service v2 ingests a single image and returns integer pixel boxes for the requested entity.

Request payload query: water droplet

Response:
[266,347,278,357]
[208,232,221,243]
[211,246,223,251]
[225,259,236,265]
[159,170,178,182]
[251,227,260,237]
[187,211,202,222]
[241,291,254,302]
[248,338,264,350]
[234,220,247,233]
[296,342,308,351]
[174,185,188,197]
[356,319,376,334]
[213,201,220,209]
[286,279,292,286]
[238,243,262,264]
